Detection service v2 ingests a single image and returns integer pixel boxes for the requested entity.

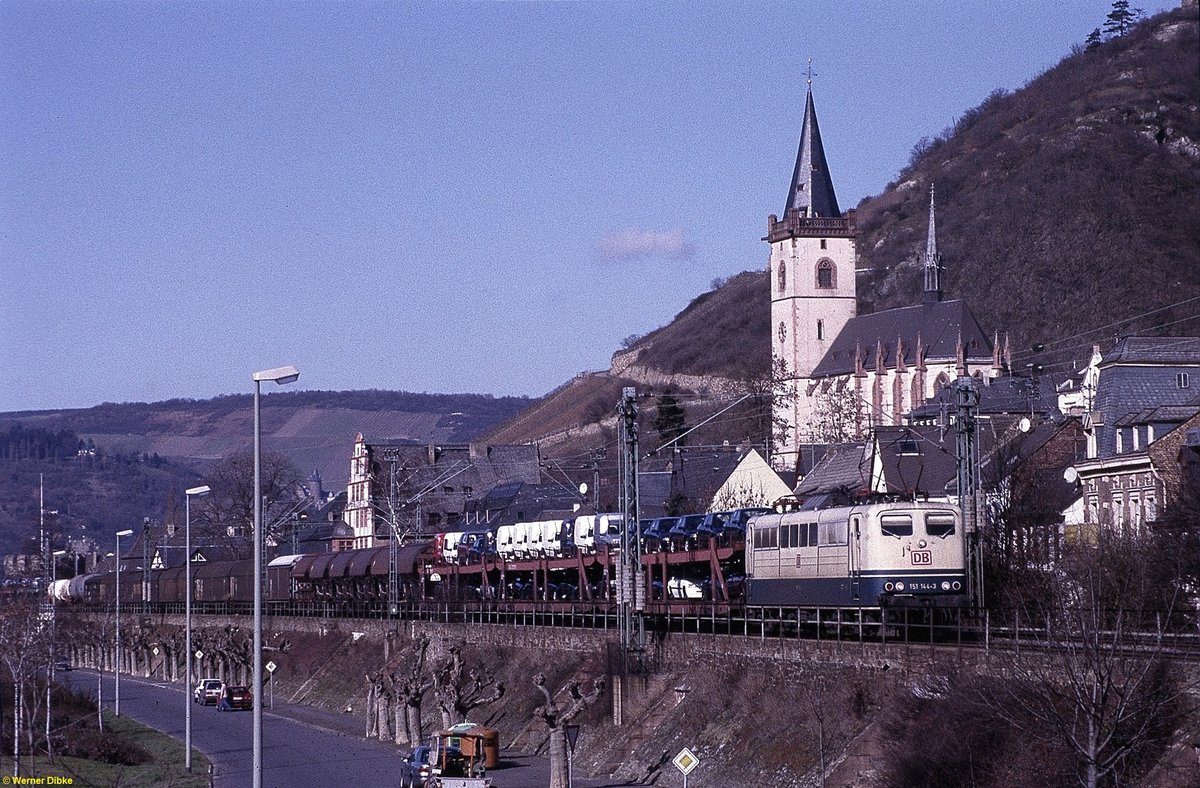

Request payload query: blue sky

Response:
[0,1,1178,412]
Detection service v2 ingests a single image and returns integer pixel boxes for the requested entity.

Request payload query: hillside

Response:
[489,5,1200,452]
[0,390,531,562]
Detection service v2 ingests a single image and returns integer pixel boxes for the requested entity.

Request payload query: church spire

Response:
[923,184,943,305]
[785,72,841,219]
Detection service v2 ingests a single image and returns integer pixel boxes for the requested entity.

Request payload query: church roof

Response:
[810,299,993,378]
[784,88,841,218]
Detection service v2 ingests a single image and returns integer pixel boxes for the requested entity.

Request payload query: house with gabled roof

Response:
[342,434,542,548]
[1064,336,1200,541]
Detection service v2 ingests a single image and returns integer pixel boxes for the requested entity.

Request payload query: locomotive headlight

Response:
[918,539,927,548]
[941,581,950,591]
[884,582,894,592]
[952,581,961,590]
[895,581,905,592]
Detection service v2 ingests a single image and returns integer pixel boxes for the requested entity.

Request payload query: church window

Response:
[778,261,787,293]
[778,322,787,344]
[816,259,836,289]
[934,372,951,392]
[816,320,824,340]
[892,374,904,422]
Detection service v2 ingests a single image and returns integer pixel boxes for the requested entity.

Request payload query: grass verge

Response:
[0,711,211,788]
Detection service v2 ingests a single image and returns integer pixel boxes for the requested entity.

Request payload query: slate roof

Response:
[810,299,993,378]
[784,87,841,218]
[1115,405,1200,427]
[872,426,959,497]
[910,374,1059,421]
[1101,336,1200,366]
[795,443,870,496]
[462,481,583,526]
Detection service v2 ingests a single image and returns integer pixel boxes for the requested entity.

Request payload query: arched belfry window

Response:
[816,319,824,340]
[778,261,787,293]
[816,259,836,289]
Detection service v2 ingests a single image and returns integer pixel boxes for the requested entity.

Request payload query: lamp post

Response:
[252,365,299,788]
[114,528,134,716]
[184,485,211,773]
[49,549,66,760]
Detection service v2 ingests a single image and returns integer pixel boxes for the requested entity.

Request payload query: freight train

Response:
[49,500,968,613]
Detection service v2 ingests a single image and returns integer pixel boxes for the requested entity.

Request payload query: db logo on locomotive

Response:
[910,550,932,566]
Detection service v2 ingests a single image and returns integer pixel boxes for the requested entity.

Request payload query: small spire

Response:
[923,184,943,304]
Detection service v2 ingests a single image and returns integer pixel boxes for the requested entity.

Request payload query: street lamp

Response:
[184,484,211,773]
[252,365,299,788]
[48,549,66,760]
[114,528,134,716]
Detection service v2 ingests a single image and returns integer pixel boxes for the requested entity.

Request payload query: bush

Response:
[59,727,153,765]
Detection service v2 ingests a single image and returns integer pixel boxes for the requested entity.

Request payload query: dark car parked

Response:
[399,744,434,788]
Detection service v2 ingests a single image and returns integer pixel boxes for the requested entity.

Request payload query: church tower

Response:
[767,81,857,473]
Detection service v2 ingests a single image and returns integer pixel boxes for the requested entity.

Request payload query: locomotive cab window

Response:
[925,513,956,538]
[753,526,778,549]
[880,514,913,538]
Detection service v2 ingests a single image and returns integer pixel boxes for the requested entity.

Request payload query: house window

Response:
[816,259,836,289]
[820,239,827,249]
[1116,430,1123,454]
[778,261,787,292]
[816,319,824,340]
[1177,372,1190,389]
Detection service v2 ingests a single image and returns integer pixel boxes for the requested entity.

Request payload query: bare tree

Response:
[710,478,776,512]
[532,672,605,788]
[365,670,392,741]
[392,637,432,747]
[805,381,864,444]
[0,599,49,777]
[432,645,505,729]
[988,534,1194,788]
[197,451,305,557]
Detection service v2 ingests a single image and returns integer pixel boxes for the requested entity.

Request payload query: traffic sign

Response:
[195,650,203,659]
[673,748,699,776]
[266,661,277,673]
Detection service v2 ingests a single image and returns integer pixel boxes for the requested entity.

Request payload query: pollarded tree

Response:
[392,637,432,746]
[532,673,605,788]
[432,645,504,729]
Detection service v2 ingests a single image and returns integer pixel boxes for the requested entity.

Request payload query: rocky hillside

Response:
[490,5,1200,452]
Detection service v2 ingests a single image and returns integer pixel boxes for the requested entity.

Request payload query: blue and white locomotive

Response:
[744,501,967,608]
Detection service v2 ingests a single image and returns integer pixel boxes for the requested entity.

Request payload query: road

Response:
[62,671,641,788]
